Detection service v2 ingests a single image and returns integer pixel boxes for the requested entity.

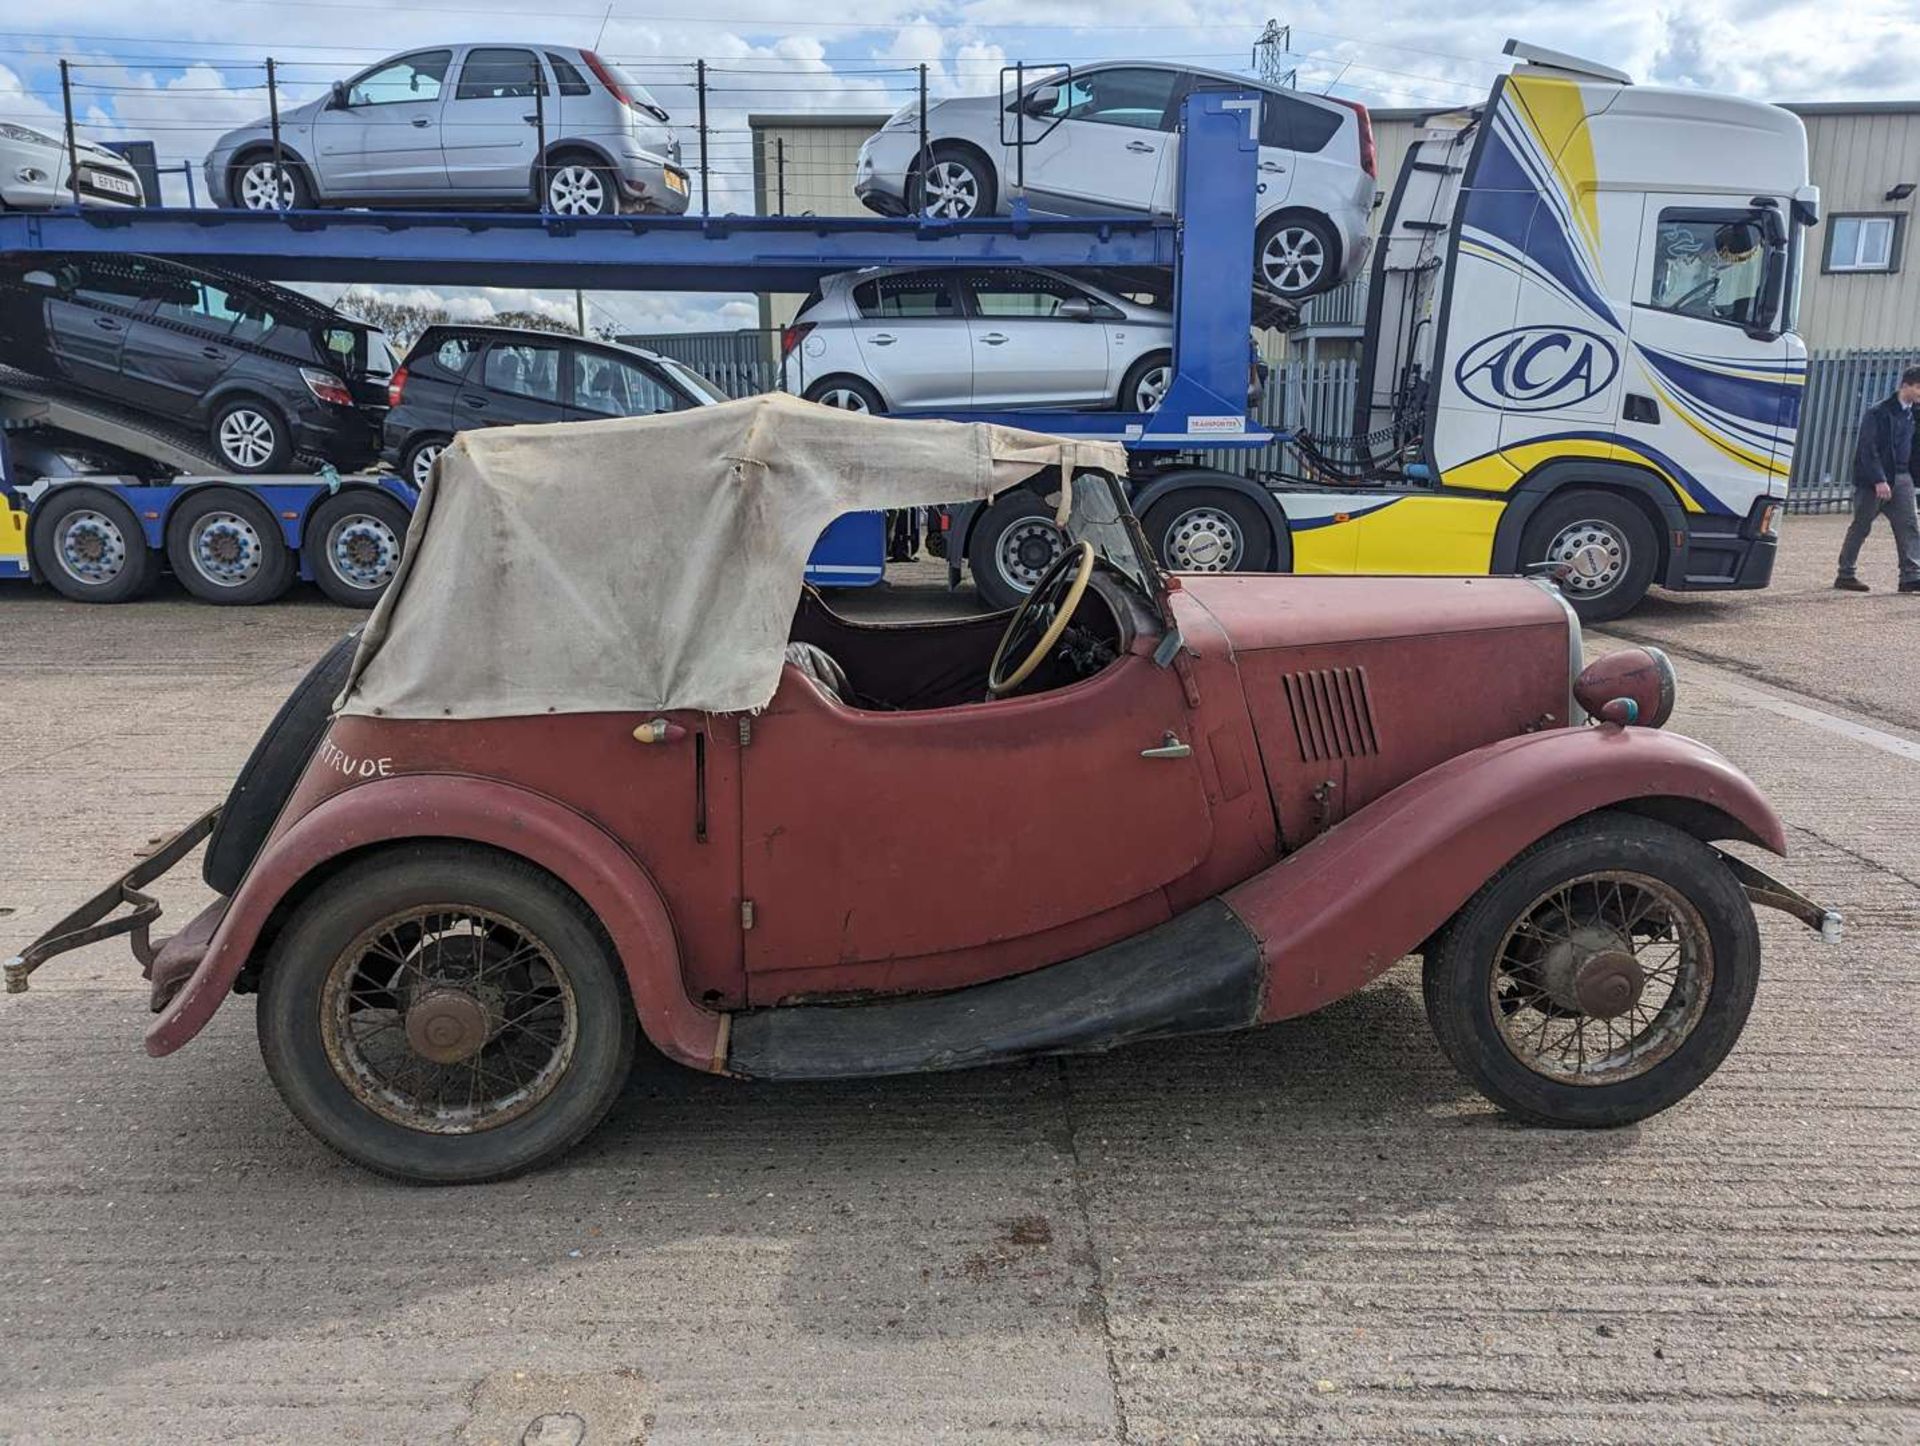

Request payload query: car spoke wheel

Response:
[1260,224,1327,295]
[814,386,871,412]
[1159,506,1245,572]
[1132,363,1173,412]
[1544,519,1630,597]
[217,408,280,470]
[1490,872,1713,1086]
[995,516,1066,595]
[547,165,610,216]
[237,160,297,211]
[408,441,445,488]
[320,905,580,1135]
[324,511,404,592]
[921,159,980,219]
[53,509,128,586]
[186,509,266,588]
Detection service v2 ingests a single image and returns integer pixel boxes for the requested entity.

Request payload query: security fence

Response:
[1788,349,1915,513]
[618,329,779,399]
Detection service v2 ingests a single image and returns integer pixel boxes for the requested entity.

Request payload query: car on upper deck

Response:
[9,396,1837,1183]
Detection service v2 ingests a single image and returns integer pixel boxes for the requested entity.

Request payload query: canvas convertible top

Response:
[338,393,1129,718]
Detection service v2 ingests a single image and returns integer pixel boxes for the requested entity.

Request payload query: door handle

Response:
[979,332,1009,345]
[1125,140,1156,154]
[414,117,434,128]
[92,316,122,330]
[1140,731,1193,760]
[868,333,896,346]
[461,395,488,409]
[1259,160,1286,172]
[200,346,225,359]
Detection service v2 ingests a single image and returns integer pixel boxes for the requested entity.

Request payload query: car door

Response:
[442,47,548,197]
[738,655,1215,999]
[1010,65,1179,216]
[40,259,145,392]
[847,272,972,408]
[962,270,1111,407]
[313,49,452,197]
[118,271,248,413]
[455,338,568,429]
[566,347,696,420]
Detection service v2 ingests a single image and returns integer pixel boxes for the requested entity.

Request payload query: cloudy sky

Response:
[3,2,1914,334]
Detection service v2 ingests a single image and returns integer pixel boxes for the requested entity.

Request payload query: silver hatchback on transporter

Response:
[205,44,689,216]
[781,267,1175,414]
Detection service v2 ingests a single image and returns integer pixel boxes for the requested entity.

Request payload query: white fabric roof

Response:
[337,393,1128,718]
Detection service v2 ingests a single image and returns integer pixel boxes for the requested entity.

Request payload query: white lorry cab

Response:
[1275,40,1817,621]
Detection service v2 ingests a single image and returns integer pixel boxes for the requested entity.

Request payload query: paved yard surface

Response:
[1,519,1916,1444]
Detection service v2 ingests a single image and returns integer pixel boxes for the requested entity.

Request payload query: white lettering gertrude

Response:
[317,739,395,781]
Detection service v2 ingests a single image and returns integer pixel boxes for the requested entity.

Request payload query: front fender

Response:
[1225,725,1785,1023]
[146,774,725,1071]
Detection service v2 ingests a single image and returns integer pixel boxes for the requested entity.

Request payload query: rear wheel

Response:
[258,846,637,1184]
[1119,352,1173,412]
[211,396,293,473]
[166,489,294,605]
[1519,489,1659,623]
[1255,212,1338,298]
[544,158,619,217]
[804,376,885,414]
[967,491,1065,611]
[307,490,411,608]
[400,433,450,490]
[1423,813,1760,1127]
[29,488,158,603]
[1141,488,1275,574]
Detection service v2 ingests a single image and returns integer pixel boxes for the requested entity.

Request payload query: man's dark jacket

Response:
[1852,393,1915,487]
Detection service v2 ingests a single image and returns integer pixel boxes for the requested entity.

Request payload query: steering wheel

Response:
[987,541,1096,697]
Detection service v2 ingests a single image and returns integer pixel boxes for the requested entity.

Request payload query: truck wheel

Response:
[307,491,411,608]
[1141,489,1275,574]
[203,629,360,894]
[967,491,1065,610]
[211,397,293,473]
[166,489,295,605]
[1423,812,1760,1128]
[28,488,158,603]
[1519,490,1658,623]
[257,845,638,1184]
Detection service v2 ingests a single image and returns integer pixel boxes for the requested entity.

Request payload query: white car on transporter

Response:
[780,266,1176,414]
[853,61,1375,300]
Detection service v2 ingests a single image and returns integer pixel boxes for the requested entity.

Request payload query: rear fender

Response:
[1224,725,1786,1022]
[146,774,724,1071]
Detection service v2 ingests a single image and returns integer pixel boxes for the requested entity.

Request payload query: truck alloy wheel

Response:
[1158,505,1245,571]
[29,489,159,603]
[52,507,130,587]
[166,491,294,604]
[1542,518,1630,597]
[995,515,1066,595]
[186,508,268,588]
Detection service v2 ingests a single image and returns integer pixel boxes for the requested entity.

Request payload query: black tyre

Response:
[210,396,293,473]
[1141,488,1276,574]
[28,487,159,603]
[307,490,412,608]
[1518,489,1659,623]
[544,157,620,216]
[257,846,638,1184]
[1423,812,1760,1128]
[967,491,1065,611]
[910,143,996,219]
[1255,211,1339,298]
[1119,351,1173,412]
[804,376,886,414]
[228,153,315,211]
[203,629,360,893]
[166,489,294,604]
[400,432,451,490]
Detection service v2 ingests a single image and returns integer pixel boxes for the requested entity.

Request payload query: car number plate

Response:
[664,171,688,196]
[86,170,137,198]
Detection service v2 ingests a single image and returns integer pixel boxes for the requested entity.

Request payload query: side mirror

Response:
[1021,86,1060,118]
[21,269,58,291]
[1056,297,1096,321]
[329,80,349,110]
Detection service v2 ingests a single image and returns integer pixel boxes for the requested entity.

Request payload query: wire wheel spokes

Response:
[1490,870,1713,1086]
[320,905,579,1134]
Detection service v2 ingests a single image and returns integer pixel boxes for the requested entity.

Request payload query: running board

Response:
[726,900,1262,1080]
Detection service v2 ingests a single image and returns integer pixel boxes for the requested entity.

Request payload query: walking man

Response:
[1835,365,1920,592]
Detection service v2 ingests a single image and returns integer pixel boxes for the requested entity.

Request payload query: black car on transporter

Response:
[0,255,390,473]
[383,324,728,486]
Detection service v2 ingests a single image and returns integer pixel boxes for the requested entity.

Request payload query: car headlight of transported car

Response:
[0,123,60,150]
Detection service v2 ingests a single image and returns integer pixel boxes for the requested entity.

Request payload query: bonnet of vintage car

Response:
[1574,646,1677,727]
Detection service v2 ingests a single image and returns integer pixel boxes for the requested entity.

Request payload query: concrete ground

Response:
[1,514,1916,1444]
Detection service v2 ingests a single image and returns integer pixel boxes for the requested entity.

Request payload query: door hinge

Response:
[740,899,755,930]
[738,716,753,746]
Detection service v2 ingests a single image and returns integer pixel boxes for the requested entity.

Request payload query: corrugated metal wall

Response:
[1798,108,1920,350]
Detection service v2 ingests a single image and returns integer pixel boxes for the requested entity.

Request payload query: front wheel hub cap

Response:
[405,990,493,1065]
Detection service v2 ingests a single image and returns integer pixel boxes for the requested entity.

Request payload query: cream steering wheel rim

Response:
[987,541,1096,696]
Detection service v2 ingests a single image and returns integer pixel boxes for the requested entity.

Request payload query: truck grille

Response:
[1280,666,1380,761]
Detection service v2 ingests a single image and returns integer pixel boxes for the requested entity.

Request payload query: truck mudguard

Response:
[1223,723,1787,1023]
[145,774,724,1070]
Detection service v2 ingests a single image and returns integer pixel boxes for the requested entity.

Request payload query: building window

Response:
[1824,214,1902,274]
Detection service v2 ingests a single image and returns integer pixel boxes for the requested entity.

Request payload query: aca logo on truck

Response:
[1454,326,1620,412]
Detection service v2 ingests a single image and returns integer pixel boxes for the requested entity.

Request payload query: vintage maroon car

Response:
[9,397,1838,1183]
